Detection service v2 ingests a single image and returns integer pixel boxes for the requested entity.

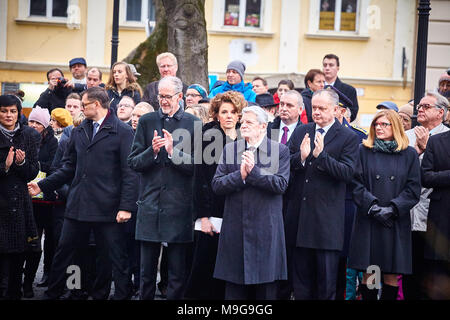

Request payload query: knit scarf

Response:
[373,138,399,153]
[0,122,20,140]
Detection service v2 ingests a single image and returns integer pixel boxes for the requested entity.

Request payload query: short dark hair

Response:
[82,87,109,109]
[323,54,340,67]
[252,76,267,86]
[304,69,325,88]
[46,68,64,81]
[0,94,22,115]
[277,79,294,90]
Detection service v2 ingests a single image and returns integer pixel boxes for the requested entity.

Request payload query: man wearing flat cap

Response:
[69,57,87,85]
[256,92,278,122]
[209,60,256,102]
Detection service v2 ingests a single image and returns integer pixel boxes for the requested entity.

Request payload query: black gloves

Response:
[368,204,398,228]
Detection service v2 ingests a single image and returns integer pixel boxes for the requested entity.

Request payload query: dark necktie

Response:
[92,122,99,139]
[316,128,325,136]
[280,126,289,145]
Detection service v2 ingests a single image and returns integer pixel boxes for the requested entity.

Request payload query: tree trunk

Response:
[125,0,209,92]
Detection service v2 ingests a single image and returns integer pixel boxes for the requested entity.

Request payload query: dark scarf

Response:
[0,122,20,140]
[373,138,399,153]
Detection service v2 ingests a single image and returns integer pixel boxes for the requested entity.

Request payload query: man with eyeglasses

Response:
[116,96,135,125]
[142,52,188,111]
[403,91,449,300]
[285,89,359,300]
[128,76,200,300]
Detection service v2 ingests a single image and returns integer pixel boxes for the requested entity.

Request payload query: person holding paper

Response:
[211,105,290,300]
[184,91,245,299]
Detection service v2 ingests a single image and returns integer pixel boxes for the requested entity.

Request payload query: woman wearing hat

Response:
[50,108,73,141]
[22,106,59,297]
[348,110,421,300]
[0,95,39,299]
[185,84,208,108]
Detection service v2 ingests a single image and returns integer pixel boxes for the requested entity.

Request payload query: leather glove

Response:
[369,204,395,228]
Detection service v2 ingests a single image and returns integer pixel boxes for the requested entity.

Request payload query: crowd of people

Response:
[0,51,449,301]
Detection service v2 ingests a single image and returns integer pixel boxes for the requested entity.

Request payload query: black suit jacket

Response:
[285,120,359,250]
[334,77,359,122]
[267,116,302,143]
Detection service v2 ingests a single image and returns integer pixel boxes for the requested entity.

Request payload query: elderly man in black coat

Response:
[28,87,139,300]
[421,130,450,299]
[212,105,290,300]
[286,88,359,300]
[128,76,200,300]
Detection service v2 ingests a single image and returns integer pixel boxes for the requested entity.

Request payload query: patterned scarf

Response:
[0,122,20,140]
[373,138,399,153]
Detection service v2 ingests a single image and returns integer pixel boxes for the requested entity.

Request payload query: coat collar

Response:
[157,105,184,120]
[81,110,117,146]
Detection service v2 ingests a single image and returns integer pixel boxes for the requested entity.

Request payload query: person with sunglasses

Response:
[348,109,421,300]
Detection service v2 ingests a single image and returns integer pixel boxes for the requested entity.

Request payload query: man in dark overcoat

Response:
[421,130,450,299]
[285,88,359,299]
[128,76,199,300]
[212,105,290,300]
[28,87,138,300]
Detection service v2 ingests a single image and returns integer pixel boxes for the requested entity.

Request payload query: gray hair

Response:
[345,107,352,119]
[135,102,154,113]
[158,76,183,94]
[312,89,339,107]
[426,90,448,121]
[156,52,177,66]
[242,105,268,124]
[284,90,304,108]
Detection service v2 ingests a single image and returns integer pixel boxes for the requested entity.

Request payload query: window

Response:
[319,0,357,32]
[29,0,68,18]
[125,0,155,23]
[224,0,262,29]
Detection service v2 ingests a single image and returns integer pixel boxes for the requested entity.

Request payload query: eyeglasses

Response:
[81,100,96,108]
[417,104,440,111]
[157,92,180,101]
[373,122,392,128]
[159,64,174,69]
[118,104,134,109]
[185,93,202,98]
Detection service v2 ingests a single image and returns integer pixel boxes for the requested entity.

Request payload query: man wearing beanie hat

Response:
[398,102,414,131]
[209,60,257,102]
[438,71,450,95]
[50,108,73,141]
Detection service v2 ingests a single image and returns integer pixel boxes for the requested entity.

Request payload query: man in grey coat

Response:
[128,76,199,300]
[212,105,290,300]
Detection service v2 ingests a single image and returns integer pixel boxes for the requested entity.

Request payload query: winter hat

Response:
[29,106,51,128]
[187,84,208,99]
[438,72,450,85]
[376,101,398,112]
[51,108,73,128]
[226,60,246,81]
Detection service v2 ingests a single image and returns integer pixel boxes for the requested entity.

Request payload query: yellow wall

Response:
[6,0,87,64]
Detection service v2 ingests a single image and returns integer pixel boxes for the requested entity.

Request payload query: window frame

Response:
[120,0,155,30]
[307,0,370,40]
[28,0,68,19]
[210,0,273,37]
[16,0,77,26]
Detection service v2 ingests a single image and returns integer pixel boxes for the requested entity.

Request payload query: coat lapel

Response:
[323,119,340,146]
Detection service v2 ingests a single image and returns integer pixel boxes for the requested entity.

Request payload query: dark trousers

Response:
[293,247,340,300]
[140,241,189,300]
[46,218,131,300]
[277,244,295,300]
[0,253,25,300]
[403,231,426,300]
[225,281,278,300]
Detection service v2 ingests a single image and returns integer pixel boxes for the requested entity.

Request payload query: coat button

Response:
[82,174,87,178]
[303,197,306,201]
[308,162,312,166]
[305,179,309,183]
[390,176,395,181]
[376,175,380,180]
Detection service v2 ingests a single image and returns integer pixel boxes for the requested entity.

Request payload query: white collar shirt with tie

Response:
[279,121,299,144]
[92,115,106,137]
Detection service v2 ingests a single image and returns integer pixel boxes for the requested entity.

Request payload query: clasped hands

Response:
[240,149,255,180]
[152,129,174,157]
[5,146,25,171]
[414,126,429,155]
[300,132,324,163]
[368,203,398,228]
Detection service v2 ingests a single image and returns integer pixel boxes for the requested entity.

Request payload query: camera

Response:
[56,77,67,88]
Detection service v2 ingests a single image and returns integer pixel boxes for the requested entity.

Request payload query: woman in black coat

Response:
[348,110,421,300]
[106,62,141,114]
[0,95,39,299]
[23,108,58,298]
[184,91,245,300]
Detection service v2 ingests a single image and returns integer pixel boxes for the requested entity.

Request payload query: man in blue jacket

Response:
[209,60,256,102]
[28,87,139,300]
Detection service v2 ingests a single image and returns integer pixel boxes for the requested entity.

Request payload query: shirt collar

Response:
[158,106,184,120]
[94,115,106,128]
[315,121,334,135]
[430,123,446,136]
[246,134,266,150]
[280,120,298,133]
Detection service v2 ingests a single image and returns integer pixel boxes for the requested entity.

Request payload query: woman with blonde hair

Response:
[106,61,142,114]
[185,104,209,124]
[348,109,421,300]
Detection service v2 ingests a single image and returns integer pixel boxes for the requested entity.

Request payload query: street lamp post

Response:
[111,0,120,68]
[412,0,431,128]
